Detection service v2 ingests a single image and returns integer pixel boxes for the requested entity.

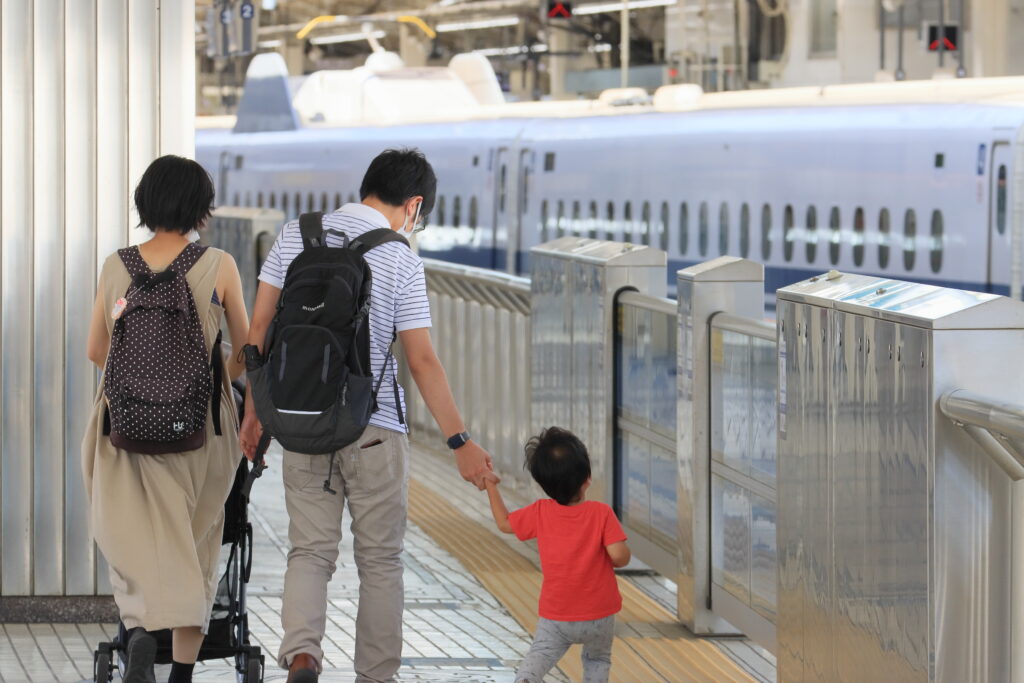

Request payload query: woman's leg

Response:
[169,627,205,683]
[172,626,205,662]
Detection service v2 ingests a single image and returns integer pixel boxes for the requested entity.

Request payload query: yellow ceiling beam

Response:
[397,15,436,40]
[296,15,337,40]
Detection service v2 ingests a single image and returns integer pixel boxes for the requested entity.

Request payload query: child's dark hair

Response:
[524,427,591,506]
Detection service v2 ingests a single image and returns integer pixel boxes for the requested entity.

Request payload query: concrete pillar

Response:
[548,22,570,98]
[399,23,431,67]
[281,37,305,76]
[971,0,1009,77]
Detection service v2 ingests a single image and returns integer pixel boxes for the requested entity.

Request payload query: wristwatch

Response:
[446,431,471,450]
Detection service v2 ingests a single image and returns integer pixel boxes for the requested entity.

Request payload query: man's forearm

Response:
[410,357,465,438]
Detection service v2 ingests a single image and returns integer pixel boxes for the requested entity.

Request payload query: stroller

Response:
[93,381,265,683]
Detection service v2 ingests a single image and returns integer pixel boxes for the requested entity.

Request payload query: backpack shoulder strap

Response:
[299,212,325,249]
[168,242,209,275]
[349,228,410,258]
[117,246,150,279]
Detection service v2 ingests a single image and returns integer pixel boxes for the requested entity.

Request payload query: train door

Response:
[492,147,511,271]
[514,148,534,274]
[987,141,1013,295]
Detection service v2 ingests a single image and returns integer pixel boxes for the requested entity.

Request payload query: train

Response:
[196,52,1024,299]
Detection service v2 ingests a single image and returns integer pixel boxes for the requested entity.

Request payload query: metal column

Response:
[675,256,765,634]
[530,237,665,506]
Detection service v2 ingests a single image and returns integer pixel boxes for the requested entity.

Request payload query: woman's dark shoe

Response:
[287,653,319,683]
[123,628,157,683]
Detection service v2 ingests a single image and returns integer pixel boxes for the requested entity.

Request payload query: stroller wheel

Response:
[93,643,113,682]
[244,646,263,683]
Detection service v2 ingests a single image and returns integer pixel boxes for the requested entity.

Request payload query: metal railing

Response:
[940,390,1024,479]
[708,312,777,651]
[403,258,533,484]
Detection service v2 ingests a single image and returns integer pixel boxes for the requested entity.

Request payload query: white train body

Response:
[196,59,1024,298]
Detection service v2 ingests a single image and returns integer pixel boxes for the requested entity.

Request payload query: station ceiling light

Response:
[436,16,521,32]
[574,0,675,14]
[310,30,387,45]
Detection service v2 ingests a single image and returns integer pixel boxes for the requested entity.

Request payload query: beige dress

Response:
[81,247,240,632]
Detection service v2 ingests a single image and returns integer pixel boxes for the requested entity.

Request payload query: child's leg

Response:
[579,616,615,683]
[515,618,573,683]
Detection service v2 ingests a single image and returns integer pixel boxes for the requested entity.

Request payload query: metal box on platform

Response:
[530,237,665,505]
[777,273,1024,682]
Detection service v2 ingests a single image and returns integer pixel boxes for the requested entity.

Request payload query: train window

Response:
[624,202,633,242]
[294,193,301,218]
[469,196,478,231]
[499,164,508,212]
[739,203,750,258]
[257,192,264,208]
[556,200,565,237]
[641,201,651,246]
[244,192,252,207]
[233,192,240,207]
[606,202,615,240]
[348,193,357,204]
[268,193,276,209]
[877,208,891,269]
[438,195,447,228]
[997,165,1007,234]
[540,199,549,242]
[760,204,772,260]
[903,208,917,271]
[659,202,669,251]
[718,202,729,255]
[335,193,342,210]
[572,200,581,234]
[544,152,556,172]
[829,207,841,265]
[783,205,795,263]
[453,196,462,228]
[281,193,288,217]
[319,193,327,212]
[930,210,943,273]
[805,206,818,263]
[698,202,709,256]
[588,201,599,239]
[852,207,865,267]
[679,203,689,255]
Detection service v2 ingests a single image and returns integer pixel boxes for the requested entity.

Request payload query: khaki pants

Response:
[278,425,410,683]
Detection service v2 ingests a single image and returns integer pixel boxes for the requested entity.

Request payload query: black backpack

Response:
[103,244,223,454]
[245,212,408,490]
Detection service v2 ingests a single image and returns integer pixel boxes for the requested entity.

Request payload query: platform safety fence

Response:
[403,259,533,486]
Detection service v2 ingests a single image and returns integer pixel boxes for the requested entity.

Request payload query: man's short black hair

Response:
[359,148,437,218]
[524,427,591,506]
[134,155,215,235]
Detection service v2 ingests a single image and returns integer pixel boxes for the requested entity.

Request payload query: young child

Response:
[485,427,631,683]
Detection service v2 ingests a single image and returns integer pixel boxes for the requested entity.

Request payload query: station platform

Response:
[0,443,773,683]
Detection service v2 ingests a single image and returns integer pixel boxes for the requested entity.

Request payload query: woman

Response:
[83,155,249,683]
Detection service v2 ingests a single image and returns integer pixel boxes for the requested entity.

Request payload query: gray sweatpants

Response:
[515,615,615,683]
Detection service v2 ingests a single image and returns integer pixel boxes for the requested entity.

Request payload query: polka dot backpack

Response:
[102,243,223,455]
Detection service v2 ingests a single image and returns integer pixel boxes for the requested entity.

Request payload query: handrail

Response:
[940,390,1024,481]
[422,258,530,315]
[710,312,776,342]
[618,290,676,316]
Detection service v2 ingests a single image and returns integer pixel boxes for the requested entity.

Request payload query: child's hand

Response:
[485,477,499,491]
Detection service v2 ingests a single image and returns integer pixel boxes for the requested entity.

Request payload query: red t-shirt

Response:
[508,499,627,621]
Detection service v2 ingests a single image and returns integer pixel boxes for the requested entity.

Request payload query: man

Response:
[240,148,496,683]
